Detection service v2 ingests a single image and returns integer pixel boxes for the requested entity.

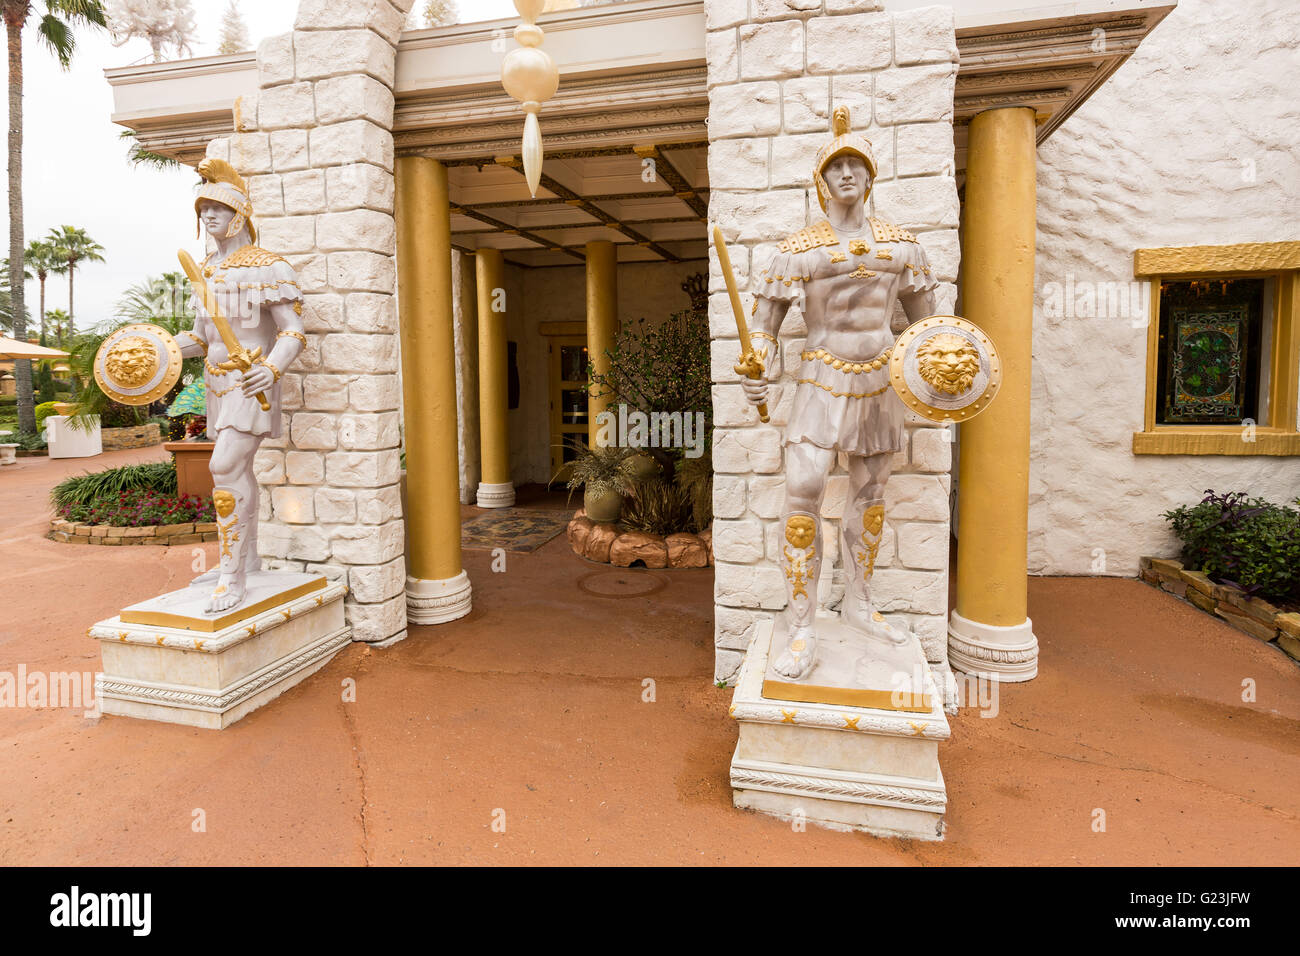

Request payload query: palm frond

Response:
[119,128,182,170]
[36,13,75,67]
[49,0,109,30]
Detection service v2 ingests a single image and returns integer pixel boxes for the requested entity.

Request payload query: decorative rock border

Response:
[567,510,713,570]
[100,423,163,451]
[1140,556,1300,662]
[48,518,219,546]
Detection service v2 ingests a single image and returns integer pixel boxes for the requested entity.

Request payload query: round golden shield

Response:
[94,324,183,407]
[888,315,1001,423]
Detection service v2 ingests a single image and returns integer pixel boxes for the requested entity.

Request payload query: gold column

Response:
[395,156,472,624]
[474,248,514,507]
[585,239,618,445]
[950,106,1039,681]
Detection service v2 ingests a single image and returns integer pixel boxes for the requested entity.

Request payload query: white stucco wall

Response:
[1030,0,1300,577]
[706,0,961,683]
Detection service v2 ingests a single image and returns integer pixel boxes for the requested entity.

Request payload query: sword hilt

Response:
[734,349,770,423]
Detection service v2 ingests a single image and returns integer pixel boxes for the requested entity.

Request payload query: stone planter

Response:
[48,517,219,546]
[166,441,215,500]
[1139,556,1300,662]
[567,509,712,569]
[100,422,162,451]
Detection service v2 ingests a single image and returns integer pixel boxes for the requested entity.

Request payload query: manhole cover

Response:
[576,569,668,599]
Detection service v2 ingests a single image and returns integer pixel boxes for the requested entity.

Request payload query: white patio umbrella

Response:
[0,337,69,360]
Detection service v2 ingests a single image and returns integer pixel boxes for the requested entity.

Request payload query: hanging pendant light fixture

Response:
[501,0,560,198]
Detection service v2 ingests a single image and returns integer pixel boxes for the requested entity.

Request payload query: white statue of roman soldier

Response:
[743,107,940,680]
[175,159,307,614]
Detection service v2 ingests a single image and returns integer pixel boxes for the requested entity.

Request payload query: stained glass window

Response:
[1155,278,1265,425]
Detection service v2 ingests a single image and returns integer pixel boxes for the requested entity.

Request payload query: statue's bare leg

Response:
[204,429,261,613]
[840,450,908,645]
[239,453,262,577]
[774,441,834,680]
[192,438,264,586]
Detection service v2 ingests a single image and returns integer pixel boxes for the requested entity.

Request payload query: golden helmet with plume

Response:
[194,158,257,243]
[813,106,878,212]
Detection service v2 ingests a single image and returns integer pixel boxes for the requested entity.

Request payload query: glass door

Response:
[549,336,590,480]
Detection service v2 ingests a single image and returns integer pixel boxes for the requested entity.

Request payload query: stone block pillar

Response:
[212,0,419,645]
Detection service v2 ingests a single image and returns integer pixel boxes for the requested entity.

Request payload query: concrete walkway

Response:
[1,448,1297,865]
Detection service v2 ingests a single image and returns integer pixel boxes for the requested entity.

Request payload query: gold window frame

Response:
[1133,241,1300,456]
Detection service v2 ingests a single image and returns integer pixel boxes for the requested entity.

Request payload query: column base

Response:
[476,481,516,509]
[406,571,472,625]
[947,609,1038,682]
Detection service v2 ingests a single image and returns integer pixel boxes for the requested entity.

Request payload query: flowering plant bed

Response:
[1140,556,1300,662]
[48,490,218,546]
[567,508,712,569]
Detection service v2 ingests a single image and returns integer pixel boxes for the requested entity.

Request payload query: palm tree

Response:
[48,225,105,330]
[24,239,65,339]
[3,1,107,434]
[45,307,70,345]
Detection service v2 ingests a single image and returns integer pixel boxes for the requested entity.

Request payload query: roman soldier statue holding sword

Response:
[715,106,1001,685]
[95,159,307,614]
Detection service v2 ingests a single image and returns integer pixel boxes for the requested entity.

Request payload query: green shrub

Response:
[50,461,178,510]
[35,401,61,429]
[33,364,56,405]
[98,402,147,429]
[6,430,47,451]
[1164,491,1300,602]
[0,395,16,407]
[620,477,697,536]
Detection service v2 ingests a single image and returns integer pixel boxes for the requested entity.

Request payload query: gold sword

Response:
[713,225,770,423]
[178,249,271,412]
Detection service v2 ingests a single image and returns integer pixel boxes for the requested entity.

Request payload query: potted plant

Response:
[560,440,636,523]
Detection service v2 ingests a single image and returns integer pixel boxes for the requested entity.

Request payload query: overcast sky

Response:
[2,0,519,334]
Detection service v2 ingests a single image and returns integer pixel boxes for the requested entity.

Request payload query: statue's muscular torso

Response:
[757,218,936,361]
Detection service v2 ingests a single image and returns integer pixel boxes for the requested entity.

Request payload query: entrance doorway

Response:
[549,335,590,478]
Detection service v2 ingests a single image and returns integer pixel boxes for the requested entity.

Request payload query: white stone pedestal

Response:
[90,572,351,729]
[729,616,950,840]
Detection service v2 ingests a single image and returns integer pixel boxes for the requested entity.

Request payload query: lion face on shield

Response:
[105,336,157,389]
[916,332,980,396]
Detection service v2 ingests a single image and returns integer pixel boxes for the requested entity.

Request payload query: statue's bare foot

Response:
[205,573,246,613]
[841,597,908,645]
[773,625,817,680]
